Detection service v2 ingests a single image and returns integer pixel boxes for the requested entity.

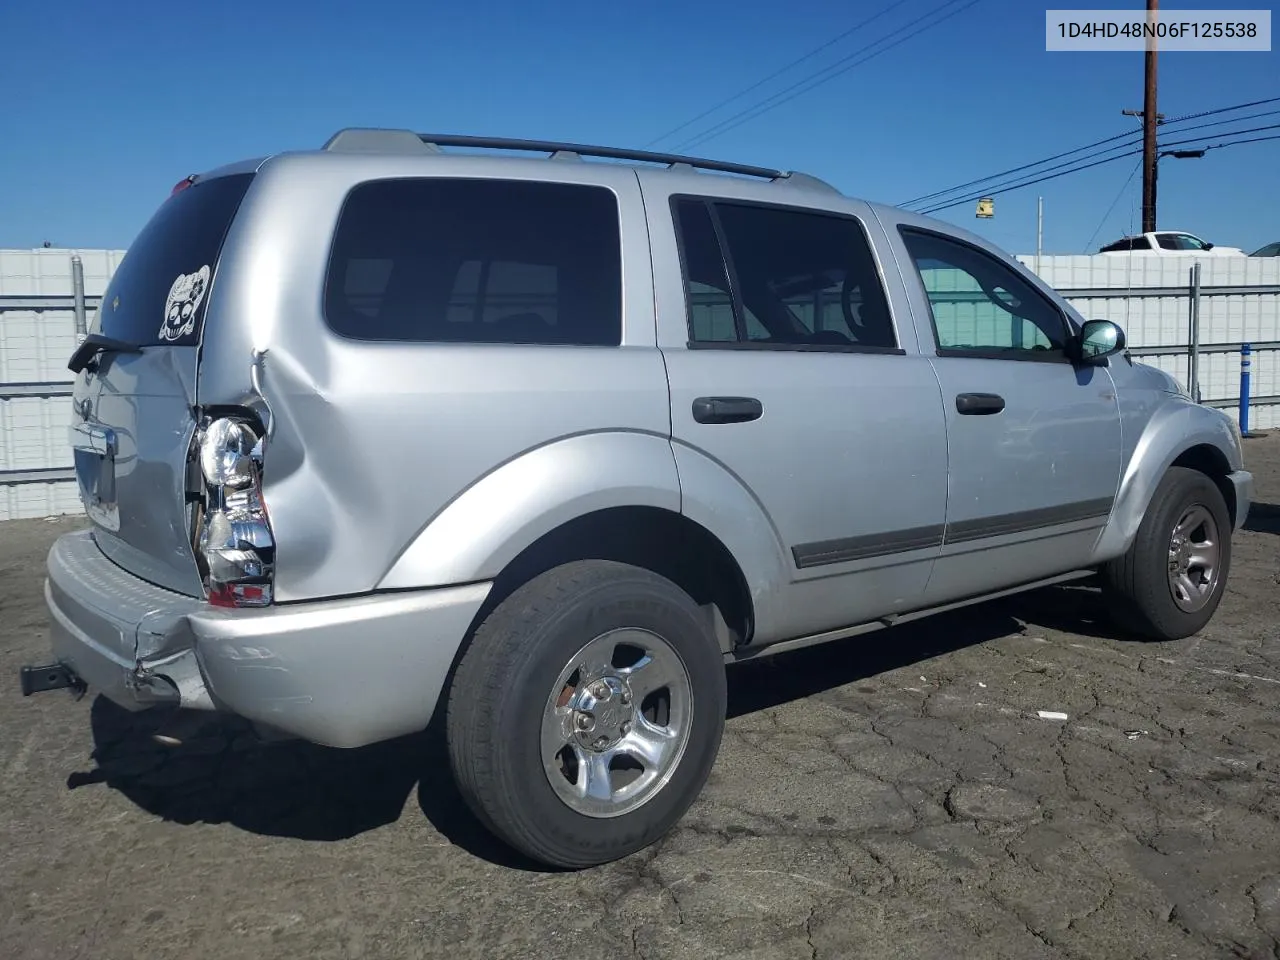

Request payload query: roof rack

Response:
[320,128,839,192]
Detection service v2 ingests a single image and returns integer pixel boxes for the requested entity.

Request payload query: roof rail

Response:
[322,128,441,154]
[412,132,787,180]
[320,128,839,192]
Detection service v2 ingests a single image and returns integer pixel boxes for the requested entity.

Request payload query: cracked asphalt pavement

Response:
[3,435,1279,960]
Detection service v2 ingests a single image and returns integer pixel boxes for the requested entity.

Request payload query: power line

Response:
[1202,131,1280,151]
[915,137,1144,212]
[1160,95,1280,126]
[901,96,1280,213]
[676,0,978,152]
[1156,107,1280,138]
[1158,120,1280,150]
[917,122,1280,217]
[1082,157,1143,253]
[900,130,1140,207]
[671,0,983,153]
[644,0,913,149]
[919,148,1142,215]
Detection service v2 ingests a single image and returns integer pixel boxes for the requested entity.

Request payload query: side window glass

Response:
[325,179,621,345]
[445,260,481,324]
[344,258,393,318]
[687,279,737,342]
[673,200,737,343]
[901,229,1069,357]
[714,203,897,349]
[481,261,559,331]
[1131,236,1152,249]
[673,197,897,350]
[1157,234,1181,250]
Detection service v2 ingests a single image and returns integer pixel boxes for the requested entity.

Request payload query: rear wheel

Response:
[1101,466,1232,640]
[444,559,727,868]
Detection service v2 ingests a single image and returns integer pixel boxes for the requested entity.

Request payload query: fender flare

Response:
[669,441,792,645]
[1093,399,1241,560]
[377,433,794,647]
[378,431,683,590]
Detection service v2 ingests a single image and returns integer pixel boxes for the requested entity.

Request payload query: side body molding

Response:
[378,432,682,590]
[1091,398,1244,561]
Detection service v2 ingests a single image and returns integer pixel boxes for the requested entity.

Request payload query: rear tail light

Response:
[191,412,274,607]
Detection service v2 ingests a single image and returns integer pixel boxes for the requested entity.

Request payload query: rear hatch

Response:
[69,171,255,596]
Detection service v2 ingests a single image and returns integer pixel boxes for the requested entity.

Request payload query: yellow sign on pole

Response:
[975,197,994,218]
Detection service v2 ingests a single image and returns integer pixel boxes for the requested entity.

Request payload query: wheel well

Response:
[1171,444,1236,525]
[476,507,753,653]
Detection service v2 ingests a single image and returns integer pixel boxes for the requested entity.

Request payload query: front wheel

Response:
[1101,466,1232,640]
[444,559,727,868]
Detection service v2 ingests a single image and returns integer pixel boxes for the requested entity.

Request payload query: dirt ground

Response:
[2,437,1279,960]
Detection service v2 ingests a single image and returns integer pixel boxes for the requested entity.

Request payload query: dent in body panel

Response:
[378,431,681,590]
[251,345,674,601]
[193,151,666,602]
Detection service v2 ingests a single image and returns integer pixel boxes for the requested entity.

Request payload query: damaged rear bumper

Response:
[44,532,208,711]
[42,530,491,748]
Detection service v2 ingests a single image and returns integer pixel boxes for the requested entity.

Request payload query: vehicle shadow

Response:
[1244,501,1280,535]
[725,580,1122,717]
[69,580,1131,868]
[70,696,544,870]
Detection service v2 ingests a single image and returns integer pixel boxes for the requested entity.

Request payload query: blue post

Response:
[1240,343,1252,436]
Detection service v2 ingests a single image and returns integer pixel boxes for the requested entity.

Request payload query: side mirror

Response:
[1075,319,1126,365]
[1203,242,1215,250]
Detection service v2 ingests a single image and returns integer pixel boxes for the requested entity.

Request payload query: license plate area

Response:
[71,422,120,531]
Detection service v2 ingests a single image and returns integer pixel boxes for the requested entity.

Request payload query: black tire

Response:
[1101,466,1232,640]
[444,559,727,869]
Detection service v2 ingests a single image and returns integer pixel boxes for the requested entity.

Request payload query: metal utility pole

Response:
[71,255,86,338]
[1140,0,1159,231]
[1036,196,1044,259]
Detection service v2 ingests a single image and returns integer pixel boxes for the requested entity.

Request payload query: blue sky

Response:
[1,0,1276,254]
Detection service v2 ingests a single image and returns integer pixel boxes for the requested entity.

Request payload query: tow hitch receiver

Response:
[19,663,87,699]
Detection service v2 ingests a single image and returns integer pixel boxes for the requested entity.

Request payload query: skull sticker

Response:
[159,265,211,342]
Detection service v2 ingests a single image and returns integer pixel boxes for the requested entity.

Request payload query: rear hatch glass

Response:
[95,173,255,346]
[73,171,255,596]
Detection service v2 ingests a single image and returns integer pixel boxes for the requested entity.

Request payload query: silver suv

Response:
[24,129,1253,869]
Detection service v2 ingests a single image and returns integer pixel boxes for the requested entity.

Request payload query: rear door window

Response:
[324,178,623,346]
[94,173,255,346]
[672,196,898,351]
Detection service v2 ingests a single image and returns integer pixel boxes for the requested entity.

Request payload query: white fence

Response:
[0,249,124,521]
[1,248,1278,521]
[1020,253,1280,429]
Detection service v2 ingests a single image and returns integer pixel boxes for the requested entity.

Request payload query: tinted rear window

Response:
[94,173,254,347]
[324,178,622,346]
